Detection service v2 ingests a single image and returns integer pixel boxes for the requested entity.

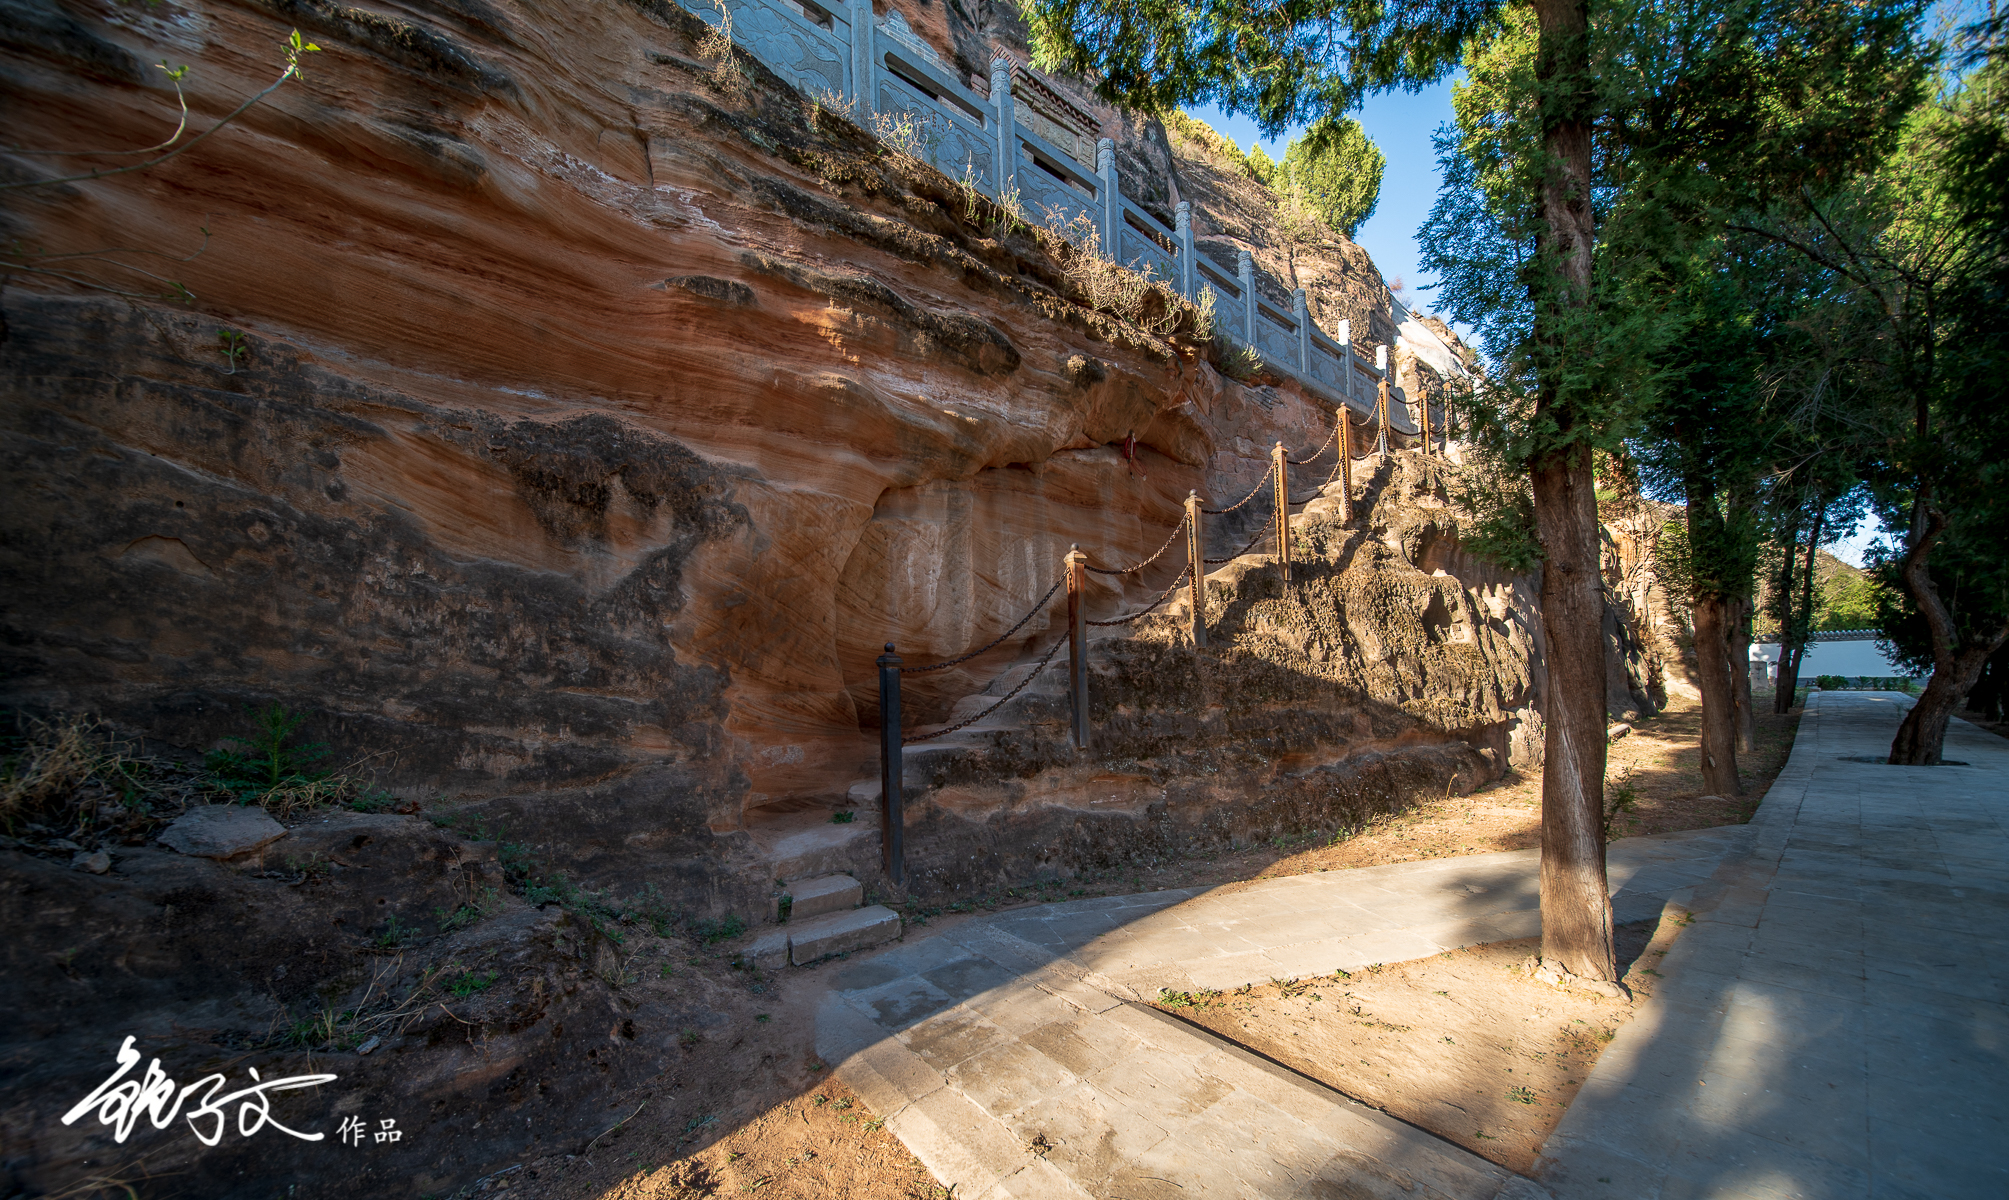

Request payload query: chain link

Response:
[1288,418,1339,465]
[1085,516,1186,576]
[1205,527,1268,565]
[924,634,1068,738]
[899,577,1062,674]
[1288,446,1348,506]
[1201,462,1275,515]
[1087,565,1191,626]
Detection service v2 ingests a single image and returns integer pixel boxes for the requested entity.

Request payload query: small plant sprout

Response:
[217,329,248,373]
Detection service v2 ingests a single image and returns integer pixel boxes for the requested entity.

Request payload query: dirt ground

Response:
[1140,690,1801,888]
[467,693,1800,1200]
[452,953,948,1200]
[523,1079,945,1200]
[1153,908,1691,1175]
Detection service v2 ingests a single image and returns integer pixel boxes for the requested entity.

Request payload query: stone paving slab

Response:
[1537,693,2009,1200]
[817,790,1757,1196]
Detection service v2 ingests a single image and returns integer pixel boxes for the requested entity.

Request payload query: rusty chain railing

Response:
[875,404,1417,879]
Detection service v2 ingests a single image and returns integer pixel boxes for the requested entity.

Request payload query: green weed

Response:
[446,969,497,998]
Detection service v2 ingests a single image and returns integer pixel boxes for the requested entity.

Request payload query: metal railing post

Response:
[1065,546,1089,749]
[876,643,903,884]
[1185,492,1206,647]
[1375,345,1392,461]
[1339,412,1355,522]
[1272,441,1291,582]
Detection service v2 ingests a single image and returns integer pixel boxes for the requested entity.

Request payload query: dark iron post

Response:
[1272,441,1291,582]
[876,643,903,885]
[1185,492,1206,647]
[1065,546,1089,750]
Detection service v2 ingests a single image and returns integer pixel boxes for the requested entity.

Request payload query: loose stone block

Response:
[158,805,287,860]
[746,928,790,971]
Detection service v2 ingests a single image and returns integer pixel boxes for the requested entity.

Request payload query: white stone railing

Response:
[682,0,1432,432]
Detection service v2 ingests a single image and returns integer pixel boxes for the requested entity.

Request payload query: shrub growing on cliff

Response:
[204,704,335,810]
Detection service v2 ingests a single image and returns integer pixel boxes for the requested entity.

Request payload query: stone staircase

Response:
[745,871,902,969]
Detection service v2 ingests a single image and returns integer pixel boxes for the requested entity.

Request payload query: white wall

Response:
[1753,640,1914,680]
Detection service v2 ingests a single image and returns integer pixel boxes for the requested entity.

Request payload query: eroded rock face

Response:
[2,4,1548,1196]
[843,455,1542,898]
[0,0,1464,895]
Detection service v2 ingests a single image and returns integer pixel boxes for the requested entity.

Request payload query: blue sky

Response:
[1188,81,1460,314]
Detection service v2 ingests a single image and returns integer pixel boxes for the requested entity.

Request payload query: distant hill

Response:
[1756,549,1882,638]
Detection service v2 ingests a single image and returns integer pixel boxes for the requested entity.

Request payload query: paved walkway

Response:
[815,812,1753,1196]
[816,692,2007,1198]
[1538,693,2009,1199]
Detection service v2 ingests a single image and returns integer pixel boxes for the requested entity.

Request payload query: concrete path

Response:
[815,811,1755,1196]
[1539,693,2009,1200]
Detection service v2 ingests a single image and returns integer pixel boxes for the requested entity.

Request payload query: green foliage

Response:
[204,705,330,804]
[1816,675,1846,690]
[1023,0,1499,136]
[1815,572,1882,630]
[1244,144,1279,187]
[1745,17,2009,709]
[1281,119,1384,237]
[1451,462,1542,574]
[216,329,248,374]
[829,810,855,824]
[435,886,503,933]
[445,968,497,998]
[694,914,747,944]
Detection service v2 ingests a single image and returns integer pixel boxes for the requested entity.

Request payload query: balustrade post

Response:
[875,643,903,884]
[1272,441,1291,582]
[1175,202,1194,297]
[1338,318,1354,407]
[991,57,1015,199]
[1236,250,1256,345]
[1339,411,1354,522]
[1184,492,1206,648]
[1065,545,1089,749]
[848,0,875,116]
[1292,289,1310,374]
[1097,139,1118,261]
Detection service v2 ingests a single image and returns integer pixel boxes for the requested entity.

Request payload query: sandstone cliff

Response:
[2,0,1477,894]
[0,2,1550,1195]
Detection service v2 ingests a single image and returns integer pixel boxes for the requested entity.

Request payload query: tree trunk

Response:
[1730,595,1756,751]
[1884,503,2009,764]
[1527,0,1614,985]
[1775,509,1822,712]
[1888,502,2009,762]
[1891,631,2008,763]
[1691,593,1744,795]
[1769,511,1803,714]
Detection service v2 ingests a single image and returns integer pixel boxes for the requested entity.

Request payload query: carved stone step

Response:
[787,873,863,921]
[746,904,902,969]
